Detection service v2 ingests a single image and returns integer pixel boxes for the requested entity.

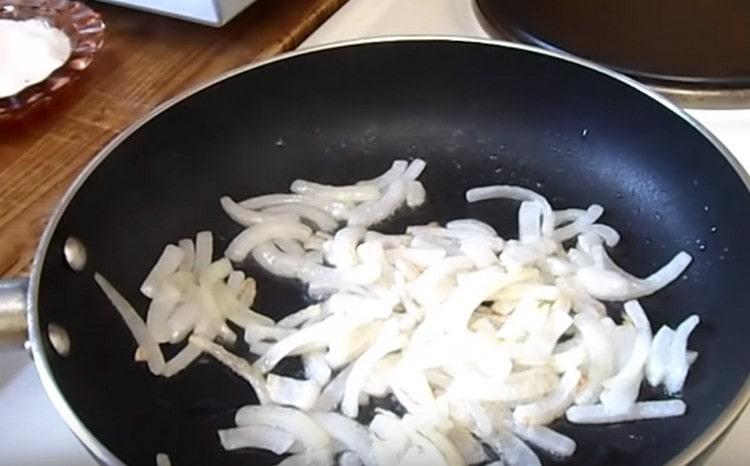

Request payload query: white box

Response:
[98,0,258,27]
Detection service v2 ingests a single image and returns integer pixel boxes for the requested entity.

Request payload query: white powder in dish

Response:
[0,18,72,98]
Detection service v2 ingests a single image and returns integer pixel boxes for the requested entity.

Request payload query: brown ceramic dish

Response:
[0,0,105,119]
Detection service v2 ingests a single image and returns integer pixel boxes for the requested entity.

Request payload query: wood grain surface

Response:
[0,0,347,278]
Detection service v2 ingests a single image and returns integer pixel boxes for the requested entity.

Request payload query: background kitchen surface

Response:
[1,0,747,464]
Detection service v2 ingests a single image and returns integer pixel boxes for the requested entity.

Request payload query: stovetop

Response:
[2,0,747,464]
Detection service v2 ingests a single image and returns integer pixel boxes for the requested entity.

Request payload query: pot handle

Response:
[0,278,29,349]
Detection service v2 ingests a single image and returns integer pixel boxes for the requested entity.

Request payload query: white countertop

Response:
[1,1,747,464]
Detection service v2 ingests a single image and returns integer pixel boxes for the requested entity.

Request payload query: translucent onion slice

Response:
[311,412,378,466]
[552,205,604,243]
[406,180,427,208]
[290,179,381,202]
[277,448,334,466]
[600,300,653,413]
[239,193,351,220]
[518,201,544,244]
[264,204,339,232]
[189,336,270,404]
[665,315,700,394]
[645,325,675,387]
[341,319,405,418]
[235,405,330,450]
[446,427,487,464]
[566,400,686,424]
[466,185,554,236]
[194,231,214,276]
[177,239,195,273]
[508,423,576,458]
[95,273,165,375]
[303,351,332,386]
[483,428,541,466]
[140,244,184,299]
[255,315,374,373]
[252,242,310,278]
[277,304,324,329]
[220,196,299,227]
[356,160,408,188]
[573,313,613,404]
[348,180,407,227]
[513,369,581,426]
[161,343,203,377]
[326,226,366,268]
[146,283,181,343]
[404,158,427,180]
[226,222,312,262]
[340,451,363,466]
[218,425,295,454]
[267,374,321,410]
[155,453,171,466]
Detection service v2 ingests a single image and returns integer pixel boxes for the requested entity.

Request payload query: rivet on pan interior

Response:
[48,324,70,357]
[63,236,87,272]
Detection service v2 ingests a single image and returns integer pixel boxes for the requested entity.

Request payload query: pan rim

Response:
[26,35,750,466]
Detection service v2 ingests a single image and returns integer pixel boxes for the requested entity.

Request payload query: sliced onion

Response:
[218,424,295,454]
[600,300,653,414]
[277,304,324,329]
[264,204,339,232]
[483,428,541,466]
[290,179,381,202]
[645,325,675,387]
[267,374,321,410]
[221,196,299,227]
[140,244,184,299]
[339,451,363,466]
[665,315,700,394]
[404,158,427,180]
[310,412,378,466]
[95,273,165,375]
[326,226,366,268]
[252,242,310,278]
[303,351,332,386]
[412,426,465,466]
[226,222,312,262]
[446,427,487,464]
[348,180,407,227]
[162,343,203,377]
[466,185,554,236]
[507,423,576,458]
[277,448,334,466]
[566,399,686,424]
[177,239,195,273]
[406,180,427,208]
[573,313,613,404]
[189,336,270,404]
[357,160,408,188]
[513,369,581,426]
[341,319,405,418]
[235,405,330,450]
[155,453,171,466]
[552,205,604,243]
[519,201,544,244]
[255,315,374,373]
[146,283,181,343]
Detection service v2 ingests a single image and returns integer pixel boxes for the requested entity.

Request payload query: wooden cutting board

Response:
[0,0,347,278]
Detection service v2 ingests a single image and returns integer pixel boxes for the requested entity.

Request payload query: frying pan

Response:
[1,37,749,466]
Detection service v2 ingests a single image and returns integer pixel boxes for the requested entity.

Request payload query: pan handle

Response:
[0,278,28,349]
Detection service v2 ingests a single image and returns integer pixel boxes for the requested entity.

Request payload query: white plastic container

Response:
[98,0,258,27]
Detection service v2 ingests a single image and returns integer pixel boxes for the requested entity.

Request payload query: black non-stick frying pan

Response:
[3,38,750,466]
